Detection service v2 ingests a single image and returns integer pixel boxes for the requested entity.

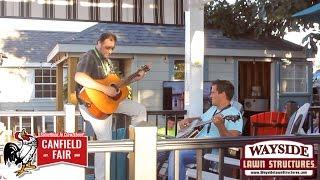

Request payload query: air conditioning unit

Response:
[244,99,269,112]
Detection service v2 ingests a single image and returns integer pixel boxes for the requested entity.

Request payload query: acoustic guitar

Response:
[176,114,241,138]
[79,65,150,119]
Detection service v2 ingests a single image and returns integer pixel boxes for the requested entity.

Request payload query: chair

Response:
[250,112,288,136]
[185,150,241,180]
[285,103,310,135]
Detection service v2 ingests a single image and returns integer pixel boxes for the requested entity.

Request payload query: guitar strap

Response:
[207,104,232,134]
[93,48,115,75]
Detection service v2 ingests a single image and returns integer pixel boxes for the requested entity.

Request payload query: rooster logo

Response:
[4,129,37,177]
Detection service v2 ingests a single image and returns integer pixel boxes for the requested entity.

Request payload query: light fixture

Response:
[0,53,8,66]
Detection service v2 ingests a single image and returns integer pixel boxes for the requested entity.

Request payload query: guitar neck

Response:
[115,65,150,89]
[195,120,212,127]
[115,72,140,88]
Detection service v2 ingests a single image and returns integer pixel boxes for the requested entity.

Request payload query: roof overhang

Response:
[292,3,320,22]
[47,43,306,64]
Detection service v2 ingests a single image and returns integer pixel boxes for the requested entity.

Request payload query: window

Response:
[35,68,56,98]
[280,63,308,93]
[174,60,184,80]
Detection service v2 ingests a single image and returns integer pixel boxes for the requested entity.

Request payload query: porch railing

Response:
[1,131,319,180]
[0,106,319,179]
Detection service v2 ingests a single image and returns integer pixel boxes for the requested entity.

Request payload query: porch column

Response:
[67,57,78,104]
[184,0,205,116]
[56,63,64,132]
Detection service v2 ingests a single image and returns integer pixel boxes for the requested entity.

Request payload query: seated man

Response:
[167,80,243,180]
[283,100,298,119]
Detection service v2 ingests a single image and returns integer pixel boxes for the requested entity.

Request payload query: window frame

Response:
[34,68,57,99]
[173,59,185,80]
[280,62,309,94]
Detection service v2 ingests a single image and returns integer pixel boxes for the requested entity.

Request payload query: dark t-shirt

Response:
[76,49,111,96]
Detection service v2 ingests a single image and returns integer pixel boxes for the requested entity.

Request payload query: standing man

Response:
[168,80,243,180]
[75,32,148,180]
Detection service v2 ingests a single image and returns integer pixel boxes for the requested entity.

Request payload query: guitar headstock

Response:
[139,64,151,73]
[223,115,241,123]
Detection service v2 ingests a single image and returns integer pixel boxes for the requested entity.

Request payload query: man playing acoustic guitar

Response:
[168,80,243,180]
[75,32,149,180]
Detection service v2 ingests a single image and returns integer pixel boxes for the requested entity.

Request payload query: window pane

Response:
[43,69,50,76]
[35,77,42,83]
[295,79,307,92]
[51,69,56,76]
[35,85,42,91]
[43,85,51,90]
[281,65,294,78]
[51,85,56,90]
[43,77,51,83]
[144,0,155,23]
[78,0,90,20]
[52,91,56,97]
[99,0,113,21]
[164,0,174,24]
[295,65,307,78]
[122,0,134,22]
[31,0,44,18]
[280,79,294,93]
[51,77,56,83]
[35,91,42,98]
[35,69,42,76]
[43,91,51,97]
[54,1,67,19]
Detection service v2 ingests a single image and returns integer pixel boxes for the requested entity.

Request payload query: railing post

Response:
[128,122,157,180]
[196,149,202,180]
[64,104,76,133]
[218,148,225,180]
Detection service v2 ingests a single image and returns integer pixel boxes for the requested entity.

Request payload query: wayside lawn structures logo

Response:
[241,140,317,177]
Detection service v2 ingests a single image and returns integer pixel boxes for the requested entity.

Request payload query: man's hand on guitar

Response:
[179,118,193,128]
[212,114,224,127]
[132,64,152,82]
[102,86,119,97]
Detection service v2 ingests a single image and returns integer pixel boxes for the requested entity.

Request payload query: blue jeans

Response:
[168,150,196,180]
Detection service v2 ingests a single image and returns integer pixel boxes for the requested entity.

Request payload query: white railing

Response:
[0,104,83,137]
[0,106,319,180]
[1,127,320,180]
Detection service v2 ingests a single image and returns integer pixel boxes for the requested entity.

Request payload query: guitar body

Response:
[79,74,129,119]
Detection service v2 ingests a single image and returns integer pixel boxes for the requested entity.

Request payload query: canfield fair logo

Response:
[3,129,88,177]
[241,140,317,177]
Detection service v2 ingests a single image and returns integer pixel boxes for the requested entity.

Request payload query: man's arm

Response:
[75,72,118,97]
[179,117,201,128]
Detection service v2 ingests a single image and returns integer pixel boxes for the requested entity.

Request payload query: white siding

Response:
[133,55,169,111]
[0,67,67,111]
[0,68,34,103]
[207,57,235,84]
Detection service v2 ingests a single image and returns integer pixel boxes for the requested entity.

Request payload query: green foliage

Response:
[205,0,320,57]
